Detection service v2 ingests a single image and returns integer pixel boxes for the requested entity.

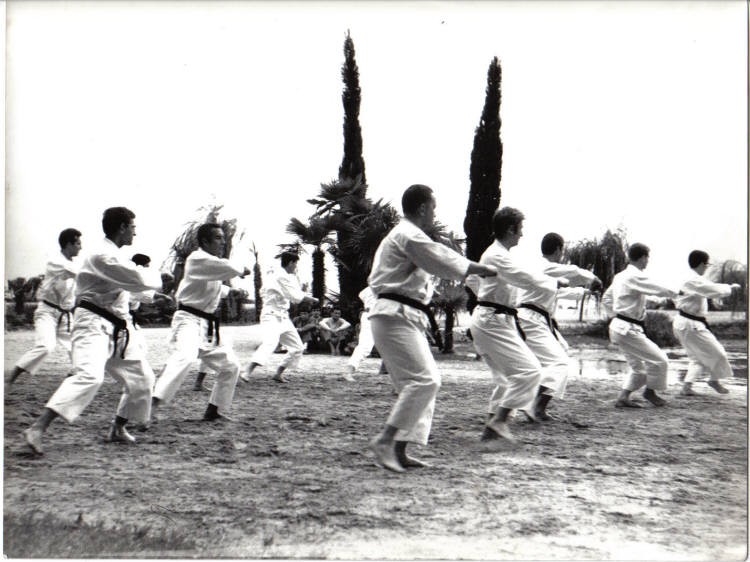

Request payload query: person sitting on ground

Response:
[318,307,352,355]
[292,309,321,353]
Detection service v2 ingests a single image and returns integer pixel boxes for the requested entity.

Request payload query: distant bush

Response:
[644,311,678,347]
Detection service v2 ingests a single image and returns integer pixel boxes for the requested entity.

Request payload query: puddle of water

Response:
[570,346,748,381]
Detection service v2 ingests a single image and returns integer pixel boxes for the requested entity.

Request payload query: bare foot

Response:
[707,380,729,394]
[643,389,667,407]
[370,440,405,473]
[23,428,44,455]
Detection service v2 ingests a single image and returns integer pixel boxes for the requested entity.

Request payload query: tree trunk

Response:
[312,247,326,303]
[443,306,455,354]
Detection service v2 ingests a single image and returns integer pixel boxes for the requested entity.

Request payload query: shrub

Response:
[644,311,678,347]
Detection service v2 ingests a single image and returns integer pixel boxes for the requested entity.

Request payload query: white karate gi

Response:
[468,242,558,414]
[348,287,377,370]
[601,265,677,392]
[15,253,79,375]
[368,219,471,445]
[153,249,245,412]
[516,260,597,398]
[673,271,734,382]
[249,266,312,370]
[45,238,161,424]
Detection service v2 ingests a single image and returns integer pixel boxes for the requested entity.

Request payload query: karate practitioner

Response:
[241,251,318,383]
[673,250,741,396]
[23,207,163,454]
[345,286,377,380]
[9,228,82,385]
[467,208,565,444]
[516,233,601,420]
[152,223,250,421]
[601,243,678,408]
[368,184,496,473]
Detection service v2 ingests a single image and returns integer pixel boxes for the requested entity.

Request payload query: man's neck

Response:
[106,236,123,248]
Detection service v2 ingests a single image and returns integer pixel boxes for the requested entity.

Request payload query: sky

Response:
[4,0,748,293]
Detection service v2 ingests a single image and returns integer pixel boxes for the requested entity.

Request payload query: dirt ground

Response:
[3,325,748,560]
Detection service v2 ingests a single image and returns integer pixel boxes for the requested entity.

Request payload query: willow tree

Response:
[463,57,503,312]
[566,229,628,320]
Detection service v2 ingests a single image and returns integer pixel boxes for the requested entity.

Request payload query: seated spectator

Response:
[292,309,321,353]
[318,307,351,356]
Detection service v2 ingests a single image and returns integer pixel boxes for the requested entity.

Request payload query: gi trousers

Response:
[347,314,375,370]
[673,321,732,382]
[15,302,72,375]
[153,310,240,412]
[609,318,668,391]
[470,307,542,414]
[45,309,154,424]
[250,312,304,370]
[518,311,570,398]
[370,314,440,446]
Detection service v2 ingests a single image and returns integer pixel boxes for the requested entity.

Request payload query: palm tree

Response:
[286,216,336,303]
[251,242,263,320]
[162,203,239,285]
[431,280,468,354]
[308,175,376,303]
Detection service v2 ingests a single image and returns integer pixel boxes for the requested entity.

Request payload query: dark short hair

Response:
[197,223,223,248]
[688,250,710,269]
[628,243,650,262]
[492,207,525,240]
[541,232,564,256]
[280,251,299,267]
[58,228,81,249]
[131,253,151,267]
[401,184,434,216]
[102,207,135,238]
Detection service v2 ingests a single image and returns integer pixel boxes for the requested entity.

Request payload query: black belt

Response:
[378,292,443,351]
[178,303,220,345]
[615,314,645,328]
[678,310,711,332]
[76,300,129,358]
[518,302,559,339]
[477,300,526,340]
[43,299,72,332]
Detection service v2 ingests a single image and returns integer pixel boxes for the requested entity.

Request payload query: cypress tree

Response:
[339,30,367,186]
[336,31,368,305]
[463,57,503,312]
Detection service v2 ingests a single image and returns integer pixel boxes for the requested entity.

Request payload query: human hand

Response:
[557,278,570,288]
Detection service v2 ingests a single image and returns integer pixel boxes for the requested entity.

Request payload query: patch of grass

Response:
[3,511,197,558]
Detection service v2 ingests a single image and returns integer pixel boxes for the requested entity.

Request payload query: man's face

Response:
[332,309,341,320]
[285,260,298,274]
[508,221,524,248]
[120,220,136,246]
[422,196,437,227]
[204,228,226,257]
[65,237,82,258]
